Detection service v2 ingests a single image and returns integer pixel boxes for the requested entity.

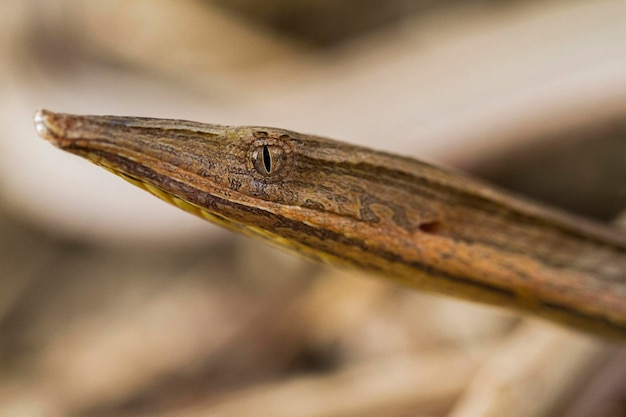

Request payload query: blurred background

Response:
[1,1,625,416]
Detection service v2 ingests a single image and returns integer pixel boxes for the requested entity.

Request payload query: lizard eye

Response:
[252,144,288,178]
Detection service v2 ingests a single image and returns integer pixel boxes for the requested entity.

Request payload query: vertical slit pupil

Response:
[262,145,272,173]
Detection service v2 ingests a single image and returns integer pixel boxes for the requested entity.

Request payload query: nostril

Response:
[418,221,442,235]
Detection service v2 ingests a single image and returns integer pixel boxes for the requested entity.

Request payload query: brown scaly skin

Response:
[34,110,626,340]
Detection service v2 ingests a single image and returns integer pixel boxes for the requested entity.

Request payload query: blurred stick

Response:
[561,350,626,417]
[146,346,491,417]
[447,322,615,417]
[78,0,302,83]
